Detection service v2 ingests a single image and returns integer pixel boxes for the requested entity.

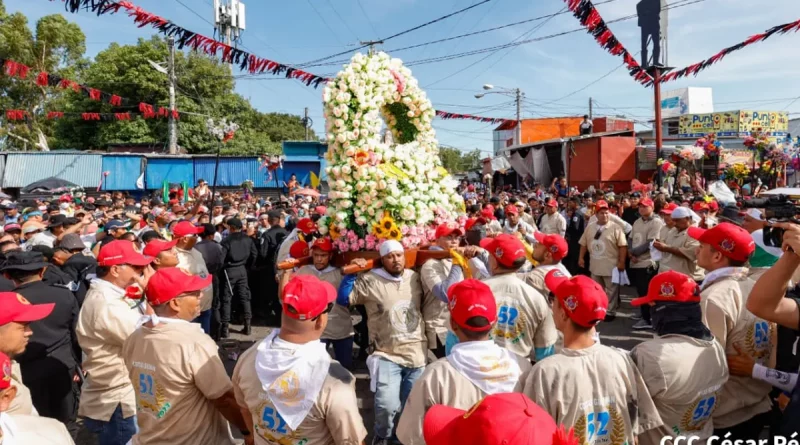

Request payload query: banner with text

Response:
[678,111,740,138]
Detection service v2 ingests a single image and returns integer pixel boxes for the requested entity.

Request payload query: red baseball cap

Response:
[0,351,11,390]
[172,221,203,237]
[533,232,568,261]
[282,275,336,320]
[98,240,153,267]
[545,270,608,327]
[145,267,211,306]
[311,237,333,252]
[464,217,487,232]
[289,240,310,259]
[143,239,178,258]
[423,393,566,445]
[639,197,654,207]
[435,222,465,239]
[688,222,755,262]
[595,200,609,210]
[708,201,719,211]
[504,204,519,215]
[693,201,709,212]
[297,218,316,235]
[545,198,558,208]
[314,206,327,215]
[480,208,496,221]
[480,234,526,268]
[660,203,678,214]
[446,279,496,331]
[631,271,700,306]
[0,292,54,326]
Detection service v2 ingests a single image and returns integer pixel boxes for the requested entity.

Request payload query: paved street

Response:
[76,285,650,444]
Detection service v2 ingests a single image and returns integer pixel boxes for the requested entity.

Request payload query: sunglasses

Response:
[312,303,335,321]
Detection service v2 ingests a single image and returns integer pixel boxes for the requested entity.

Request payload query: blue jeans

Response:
[322,337,354,370]
[373,357,424,440]
[83,404,137,445]
[193,309,212,335]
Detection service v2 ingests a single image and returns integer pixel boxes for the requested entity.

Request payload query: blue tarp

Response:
[193,157,271,188]
[281,160,321,188]
[102,156,143,191]
[145,158,194,189]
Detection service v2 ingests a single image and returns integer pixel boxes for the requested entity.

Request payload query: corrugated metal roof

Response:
[3,153,102,188]
[102,155,144,191]
[497,130,634,155]
[193,157,272,188]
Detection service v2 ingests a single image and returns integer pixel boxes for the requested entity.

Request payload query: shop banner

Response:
[738,110,789,137]
[678,111,740,138]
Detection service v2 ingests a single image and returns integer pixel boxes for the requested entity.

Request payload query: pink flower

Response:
[401,238,411,248]
[338,241,350,253]
[358,239,365,248]
[434,217,444,225]
[366,239,376,250]
[401,225,410,235]
[350,242,359,251]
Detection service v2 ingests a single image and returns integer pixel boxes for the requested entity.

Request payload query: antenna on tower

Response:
[213,0,246,47]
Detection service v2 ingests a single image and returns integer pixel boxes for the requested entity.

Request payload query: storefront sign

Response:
[678,111,740,137]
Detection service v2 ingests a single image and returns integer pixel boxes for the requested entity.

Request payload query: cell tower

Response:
[213,0,246,46]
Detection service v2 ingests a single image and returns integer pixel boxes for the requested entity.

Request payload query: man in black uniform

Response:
[195,223,225,340]
[2,250,80,436]
[220,217,258,337]
[259,210,288,326]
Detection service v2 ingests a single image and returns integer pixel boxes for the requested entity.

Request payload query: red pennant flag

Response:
[110,95,122,106]
[46,111,64,120]
[36,72,49,87]
[114,113,131,121]
[89,89,101,101]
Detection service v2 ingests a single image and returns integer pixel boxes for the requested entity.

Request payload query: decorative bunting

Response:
[88,88,101,101]
[435,110,515,125]
[562,0,653,85]
[5,110,181,121]
[658,17,800,84]
[46,111,64,120]
[5,110,27,121]
[3,60,29,79]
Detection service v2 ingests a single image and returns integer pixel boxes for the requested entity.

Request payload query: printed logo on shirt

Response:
[575,401,626,445]
[253,400,305,444]
[134,363,170,419]
[590,239,606,259]
[677,387,721,434]
[389,300,421,336]
[267,370,304,407]
[478,355,512,382]
[491,300,527,345]
[746,320,774,361]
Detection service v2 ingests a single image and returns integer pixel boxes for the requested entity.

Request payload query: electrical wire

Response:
[355,0,380,37]
[305,0,347,45]
[325,0,361,41]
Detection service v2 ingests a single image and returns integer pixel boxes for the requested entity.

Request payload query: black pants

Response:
[354,305,369,360]
[221,266,252,324]
[27,368,78,436]
[629,266,658,322]
[714,411,770,441]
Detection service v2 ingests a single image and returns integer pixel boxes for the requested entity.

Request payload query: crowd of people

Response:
[0,176,798,445]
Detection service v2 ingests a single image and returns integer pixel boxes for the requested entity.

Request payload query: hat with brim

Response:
[0,251,48,271]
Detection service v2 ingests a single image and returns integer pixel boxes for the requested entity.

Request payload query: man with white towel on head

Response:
[338,240,430,445]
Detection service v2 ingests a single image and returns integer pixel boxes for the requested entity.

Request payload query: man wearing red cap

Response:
[419,222,464,359]
[290,237,355,370]
[0,351,75,443]
[143,238,180,268]
[655,206,705,282]
[579,200,628,320]
[502,204,537,244]
[76,240,153,445]
[122,268,247,445]
[628,197,665,330]
[629,271,728,444]
[690,222,775,439]
[173,221,214,335]
[479,234,557,361]
[538,199,566,237]
[0,292,54,416]
[233,274,367,445]
[524,231,570,298]
[396,280,531,445]
[522,271,663,444]
[658,203,677,239]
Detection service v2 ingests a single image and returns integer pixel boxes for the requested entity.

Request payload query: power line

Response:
[296,0,492,67]
[355,0,380,37]
[305,0,348,45]
[325,0,361,41]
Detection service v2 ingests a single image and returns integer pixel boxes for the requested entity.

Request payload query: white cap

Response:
[671,207,692,219]
[379,240,403,257]
[745,208,764,221]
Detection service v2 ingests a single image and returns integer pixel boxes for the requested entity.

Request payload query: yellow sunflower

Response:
[329,223,341,240]
[373,224,386,238]
[388,228,402,240]
[379,215,396,232]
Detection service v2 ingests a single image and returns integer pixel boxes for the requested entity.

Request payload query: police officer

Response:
[2,250,80,435]
[258,210,288,326]
[219,217,258,338]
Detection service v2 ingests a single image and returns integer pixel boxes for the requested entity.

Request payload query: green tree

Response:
[0,0,86,150]
[438,146,463,173]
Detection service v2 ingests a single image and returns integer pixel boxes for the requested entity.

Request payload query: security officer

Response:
[2,250,80,435]
[219,217,258,338]
[258,210,288,326]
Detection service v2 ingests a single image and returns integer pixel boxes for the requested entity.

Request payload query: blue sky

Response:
[8,0,800,155]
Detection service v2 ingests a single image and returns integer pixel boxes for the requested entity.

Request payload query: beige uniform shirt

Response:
[580,222,628,276]
[7,362,35,416]
[523,264,570,298]
[539,212,566,236]
[232,344,367,445]
[122,320,234,445]
[700,275,776,429]
[397,356,532,445]
[521,213,538,231]
[658,225,673,240]
[76,280,145,421]
[5,414,75,444]
[483,274,557,359]
[419,258,452,347]
[522,343,663,445]
[177,247,214,312]
[631,335,728,445]
[296,265,353,340]
[657,227,705,281]
[350,269,428,368]
[629,217,665,269]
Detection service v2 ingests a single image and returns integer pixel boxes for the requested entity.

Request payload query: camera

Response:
[740,194,800,247]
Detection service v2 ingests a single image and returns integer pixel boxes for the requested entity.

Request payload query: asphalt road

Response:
[76,284,651,445]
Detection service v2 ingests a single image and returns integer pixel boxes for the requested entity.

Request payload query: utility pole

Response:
[515,88,522,146]
[360,40,384,55]
[304,107,310,141]
[589,97,593,119]
[167,37,178,154]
